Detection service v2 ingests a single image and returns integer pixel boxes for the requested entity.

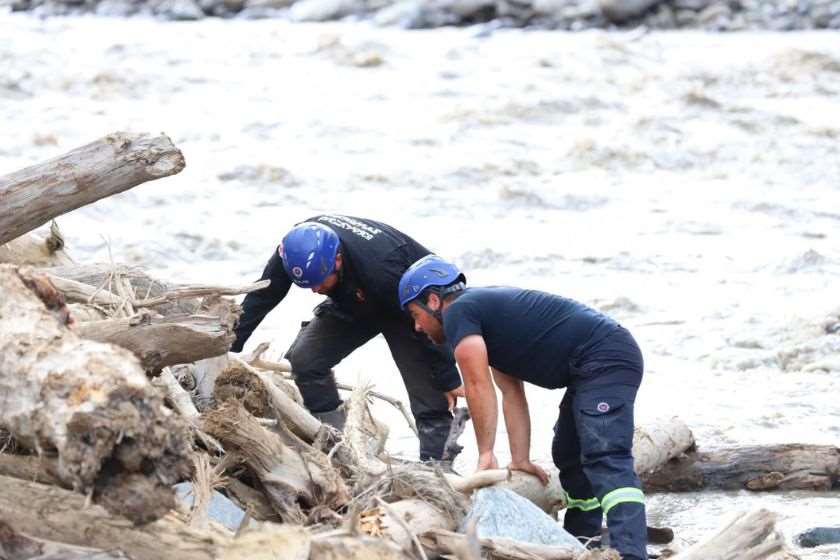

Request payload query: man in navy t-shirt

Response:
[398,255,648,560]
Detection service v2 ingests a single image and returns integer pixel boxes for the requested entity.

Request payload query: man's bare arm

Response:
[454,334,498,468]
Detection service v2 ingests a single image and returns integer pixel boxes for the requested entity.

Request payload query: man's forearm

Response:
[465,378,498,454]
[501,386,532,464]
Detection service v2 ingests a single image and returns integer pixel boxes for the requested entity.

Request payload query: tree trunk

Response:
[633,415,696,475]
[642,444,840,492]
[75,307,238,373]
[0,132,185,245]
[0,266,192,524]
[0,475,227,560]
[447,416,695,514]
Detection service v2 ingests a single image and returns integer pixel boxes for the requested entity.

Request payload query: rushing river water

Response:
[2,14,839,556]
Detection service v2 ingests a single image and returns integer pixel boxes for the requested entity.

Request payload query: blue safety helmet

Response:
[399,255,465,310]
[280,222,340,287]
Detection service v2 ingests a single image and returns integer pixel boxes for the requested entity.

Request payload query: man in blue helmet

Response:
[230,215,464,461]
[398,255,648,560]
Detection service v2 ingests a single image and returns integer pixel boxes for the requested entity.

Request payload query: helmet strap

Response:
[415,299,443,323]
[416,282,464,324]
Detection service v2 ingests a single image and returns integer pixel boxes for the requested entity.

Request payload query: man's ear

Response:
[334,252,343,271]
[427,292,441,310]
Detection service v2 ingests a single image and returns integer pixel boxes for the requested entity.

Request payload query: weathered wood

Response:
[132,280,270,308]
[375,498,457,552]
[202,402,350,522]
[0,453,65,487]
[343,384,389,478]
[642,444,840,492]
[223,478,280,522]
[598,0,664,22]
[0,265,192,524]
[43,263,198,316]
[152,367,200,419]
[633,415,696,475]
[0,520,129,560]
[0,132,185,245]
[0,475,228,560]
[310,535,410,560]
[236,359,324,443]
[75,307,238,373]
[0,230,73,267]
[670,509,789,560]
[248,353,419,436]
[419,529,615,560]
[446,416,695,514]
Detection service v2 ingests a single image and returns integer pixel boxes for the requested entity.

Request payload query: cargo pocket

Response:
[575,395,633,457]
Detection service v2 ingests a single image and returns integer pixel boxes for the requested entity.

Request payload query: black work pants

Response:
[284,302,455,460]
[551,326,648,560]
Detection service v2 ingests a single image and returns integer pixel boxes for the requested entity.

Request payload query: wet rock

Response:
[783,249,825,273]
[796,527,840,548]
[289,0,361,21]
[153,0,204,19]
[373,0,423,27]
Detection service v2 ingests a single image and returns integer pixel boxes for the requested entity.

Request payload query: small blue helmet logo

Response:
[291,266,304,279]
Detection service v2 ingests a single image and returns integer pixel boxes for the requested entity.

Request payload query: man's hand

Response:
[476,451,499,471]
[508,460,549,486]
[445,384,465,411]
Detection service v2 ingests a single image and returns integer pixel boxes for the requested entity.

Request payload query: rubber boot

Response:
[313,404,346,431]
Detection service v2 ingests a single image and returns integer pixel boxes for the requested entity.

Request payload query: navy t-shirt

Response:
[442,287,619,389]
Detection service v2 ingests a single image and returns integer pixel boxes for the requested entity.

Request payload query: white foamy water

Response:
[2,14,839,556]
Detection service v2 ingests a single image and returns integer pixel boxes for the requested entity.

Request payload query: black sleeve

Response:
[230,249,293,352]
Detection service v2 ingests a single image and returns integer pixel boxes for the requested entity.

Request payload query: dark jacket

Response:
[231,214,433,351]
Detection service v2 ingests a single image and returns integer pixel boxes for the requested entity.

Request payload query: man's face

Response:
[407,300,445,344]
[309,254,342,295]
[311,271,339,295]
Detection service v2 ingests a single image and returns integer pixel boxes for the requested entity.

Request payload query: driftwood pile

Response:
[0,133,831,559]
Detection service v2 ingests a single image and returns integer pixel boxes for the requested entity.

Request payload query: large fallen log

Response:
[0,475,227,560]
[75,306,238,373]
[642,444,840,492]
[0,265,192,524]
[446,416,695,514]
[0,132,185,245]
